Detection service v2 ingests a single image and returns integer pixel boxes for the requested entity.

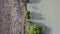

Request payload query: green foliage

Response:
[29,25,46,34]
[26,15,30,19]
[25,11,46,34]
[25,11,30,32]
[26,11,30,15]
[25,11,30,26]
[23,0,29,3]
[26,19,30,25]
[26,11,30,19]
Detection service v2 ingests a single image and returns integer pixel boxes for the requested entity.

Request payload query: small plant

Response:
[26,19,29,25]
[23,0,29,3]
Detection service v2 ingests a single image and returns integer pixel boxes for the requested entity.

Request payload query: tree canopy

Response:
[29,25,46,34]
[26,11,30,19]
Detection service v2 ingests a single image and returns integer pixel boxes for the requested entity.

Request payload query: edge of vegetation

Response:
[23,0,29,3]
[24,0,46,34]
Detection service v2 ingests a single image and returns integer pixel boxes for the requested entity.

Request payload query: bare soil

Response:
[0,0,22,34]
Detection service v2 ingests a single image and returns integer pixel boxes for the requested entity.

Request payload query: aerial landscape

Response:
[0,0,60,34]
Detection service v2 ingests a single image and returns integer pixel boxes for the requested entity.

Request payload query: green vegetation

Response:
[25,11,30,32]
[26,11,30,25]
[29,25,46,34]
[26,19,30,25]
[23,0,29,3]
[26,11,30,19]
[25,11,46,34]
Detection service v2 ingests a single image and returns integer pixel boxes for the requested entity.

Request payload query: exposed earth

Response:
[0,0,25,34]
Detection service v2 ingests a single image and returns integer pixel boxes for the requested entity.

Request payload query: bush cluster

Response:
[29,25,46,34]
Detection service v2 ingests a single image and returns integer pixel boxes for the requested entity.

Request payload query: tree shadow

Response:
[43,26,52,34]
[30,21,52,34]
[30,21,44,26]
[29,0,42,4]
[31,12,44,20]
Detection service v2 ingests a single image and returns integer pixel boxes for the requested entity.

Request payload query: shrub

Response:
[23,0,29,3]
[25,11,30,33]
[29,25,46,34]
[26,19,30,25]
[26,11,30,19]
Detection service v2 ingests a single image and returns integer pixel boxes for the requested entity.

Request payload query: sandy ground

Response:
[27,0,60,34]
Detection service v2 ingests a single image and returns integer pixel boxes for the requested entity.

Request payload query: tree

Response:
[25,11,30,32]
[26,11,30,19]
[23,0,29,3]
[29,25,46,34]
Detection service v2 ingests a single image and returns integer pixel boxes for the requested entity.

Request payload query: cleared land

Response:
[0,0,26,34]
